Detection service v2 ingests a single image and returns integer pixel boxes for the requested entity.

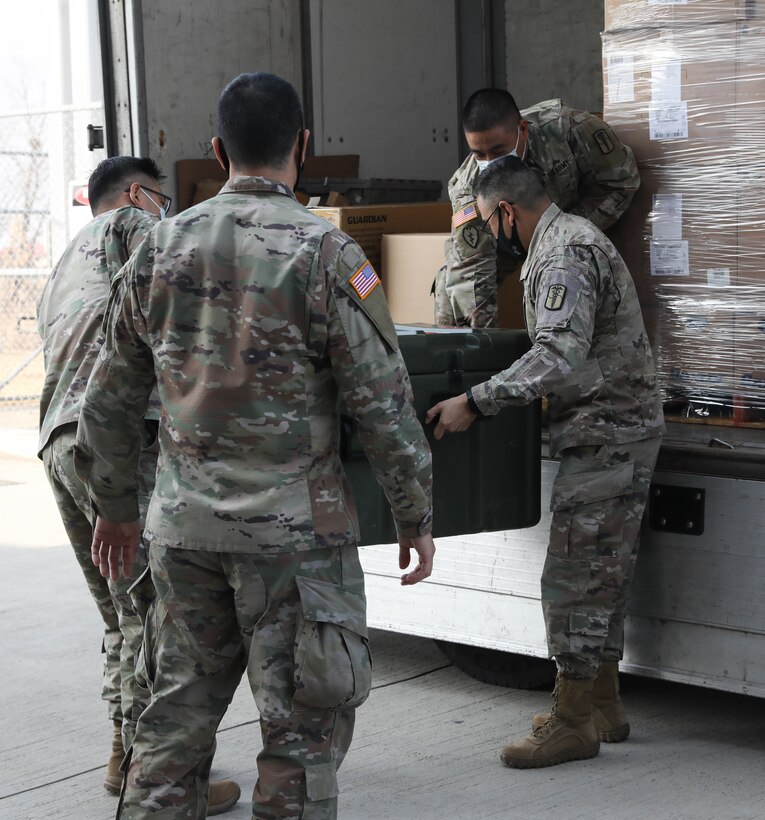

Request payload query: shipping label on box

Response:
[650,240,689,276]
[652,193,683,239]
[607,54,636,103]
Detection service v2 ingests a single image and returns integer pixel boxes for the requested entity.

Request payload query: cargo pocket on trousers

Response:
[292,576,371,711]
[548,460,634,560]
[305,761,340,804]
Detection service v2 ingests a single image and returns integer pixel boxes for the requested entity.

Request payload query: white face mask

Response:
[141,187,167,220]
[475,128,522,173]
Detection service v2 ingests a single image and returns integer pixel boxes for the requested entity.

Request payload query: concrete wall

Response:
[135,0,302,202]
[505,0,605,114]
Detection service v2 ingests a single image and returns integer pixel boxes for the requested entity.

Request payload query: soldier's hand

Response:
[91,516,142,581]
[426,394,477,440]
[398,533,435,586]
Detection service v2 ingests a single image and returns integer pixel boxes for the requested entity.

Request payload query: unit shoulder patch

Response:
[544,284,568,311]
[593,128,615,155]
[462,224,480,249]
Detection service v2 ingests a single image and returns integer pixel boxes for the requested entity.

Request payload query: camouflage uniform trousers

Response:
[41,422,157,744]
[541,437,662,679]
[119,543,371,820]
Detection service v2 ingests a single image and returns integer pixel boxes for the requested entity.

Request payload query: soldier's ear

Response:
[499,200,515,225]
[212,137,230,174]
[127,182,142,206]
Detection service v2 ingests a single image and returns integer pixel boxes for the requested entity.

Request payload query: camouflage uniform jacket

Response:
[441,99,640,327]
[470,204,665,456]
[37,207,157,456]
[75,176,434,553]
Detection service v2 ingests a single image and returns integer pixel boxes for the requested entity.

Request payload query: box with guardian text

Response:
[310,202,452,272]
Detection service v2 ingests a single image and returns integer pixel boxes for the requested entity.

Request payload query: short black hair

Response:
[88,156,165,214]
[216,72,304,169]
[474,155,548,211]
[463,88,521,133]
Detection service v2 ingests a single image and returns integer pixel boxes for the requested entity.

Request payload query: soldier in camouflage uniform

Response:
[37,157,163,791]
[428,156,664,768]
[37,157,240,814]
[75,72,435,819]
[435,88,640,328]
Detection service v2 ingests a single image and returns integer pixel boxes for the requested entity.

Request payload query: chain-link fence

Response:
[0,103,105,428]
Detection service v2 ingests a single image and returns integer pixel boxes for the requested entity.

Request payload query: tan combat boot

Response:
[207,779,242,816]
[104,720,124,795]
[500,675,600,768]
[531,662,630,742]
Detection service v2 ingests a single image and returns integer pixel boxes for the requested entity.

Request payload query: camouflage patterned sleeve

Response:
[441,180,499,328]
[105,208,158,283]
[568,112,640,231]
[74,245,156,522]
[470,249,597,415]
[320,232,434,537]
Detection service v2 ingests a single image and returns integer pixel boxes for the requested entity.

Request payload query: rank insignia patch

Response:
[545,284,567,310]
[349,260,380,300]
[453,202,479,229]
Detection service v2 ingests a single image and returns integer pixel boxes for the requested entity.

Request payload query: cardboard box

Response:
[734,302,765,410]
[603,25,738,165]
[651,299,738,400]
[380,233,526,327]
[381,233,446,324]
[604,0,759,31]
[176,159,227,212]
[609,165,741,313]
[302,154,360,178]
[311,202,451,272]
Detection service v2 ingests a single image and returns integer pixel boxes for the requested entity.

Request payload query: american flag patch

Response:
[349,260,380,300]
[452,202,478,229]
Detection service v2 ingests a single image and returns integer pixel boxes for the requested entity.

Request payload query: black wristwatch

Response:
[465,386,485,418]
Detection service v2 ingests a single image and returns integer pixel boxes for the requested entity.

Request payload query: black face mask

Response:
[496,210,527,262]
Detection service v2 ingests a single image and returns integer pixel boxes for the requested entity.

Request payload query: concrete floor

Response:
[2,430,765,820]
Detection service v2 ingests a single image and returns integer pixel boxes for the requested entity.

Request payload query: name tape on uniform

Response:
[453,203,478,229]
[350,260,381,300]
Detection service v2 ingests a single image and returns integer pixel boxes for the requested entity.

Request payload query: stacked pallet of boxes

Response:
[603,0,765,419]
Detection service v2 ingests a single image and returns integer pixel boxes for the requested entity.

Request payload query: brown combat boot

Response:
[531,662,630,742]
[207,779,242,816]
[500,675,600,768]
[104,720,124,795]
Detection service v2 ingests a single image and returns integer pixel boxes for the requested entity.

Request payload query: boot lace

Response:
[532,677,560,738]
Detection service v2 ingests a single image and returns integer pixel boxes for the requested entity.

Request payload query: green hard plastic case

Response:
[340,326,542,545]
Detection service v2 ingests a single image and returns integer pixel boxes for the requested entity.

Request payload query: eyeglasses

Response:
[126,185,172,213]
[478,204,499,236]
[477,201,514,236]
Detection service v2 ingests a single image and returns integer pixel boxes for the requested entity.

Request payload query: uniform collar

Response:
[520,202,561,280]
[220,175,297,200]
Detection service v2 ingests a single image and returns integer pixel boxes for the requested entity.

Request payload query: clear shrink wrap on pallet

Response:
[602,7,765,420]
